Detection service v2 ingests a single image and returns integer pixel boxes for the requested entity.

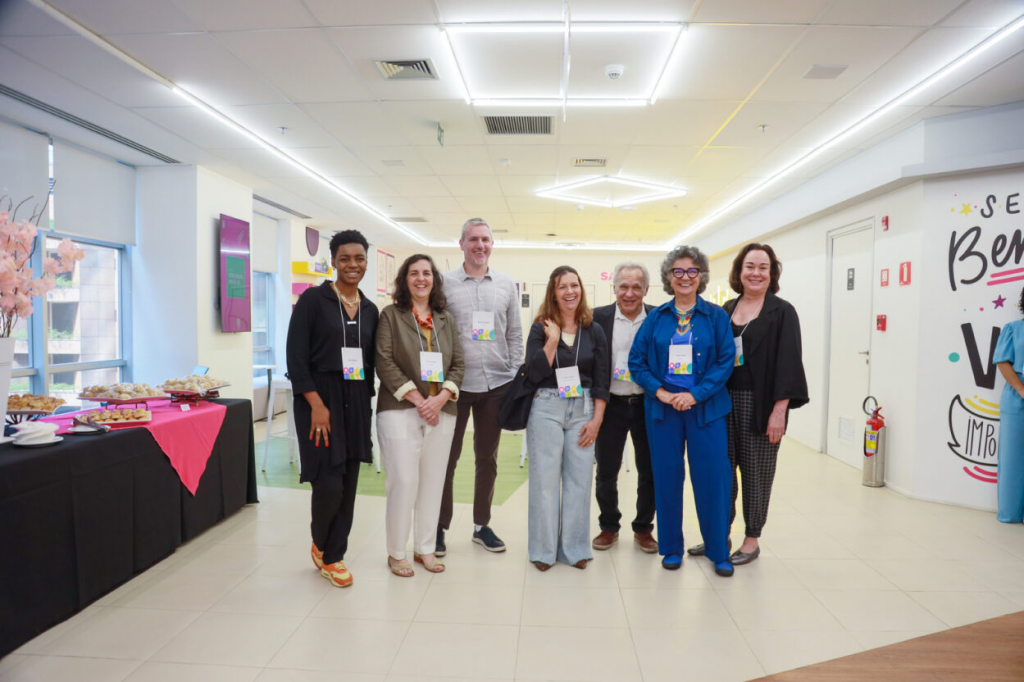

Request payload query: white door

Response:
[826,225,874,468]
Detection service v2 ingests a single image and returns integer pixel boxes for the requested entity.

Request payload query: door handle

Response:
[857,350,870,355]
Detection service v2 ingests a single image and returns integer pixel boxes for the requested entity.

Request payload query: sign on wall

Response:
[921,171,1023,508]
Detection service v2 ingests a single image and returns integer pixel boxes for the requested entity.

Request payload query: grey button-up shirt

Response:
[443,264,524,393]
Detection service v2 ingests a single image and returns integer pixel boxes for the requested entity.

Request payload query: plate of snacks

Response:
[158,375,230,396]
[78,383,170,403]
[7,394,66,422]
[82,407,153,425]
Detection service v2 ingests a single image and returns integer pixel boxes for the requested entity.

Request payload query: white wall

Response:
[133,165,199,384]
[196,166,253,401]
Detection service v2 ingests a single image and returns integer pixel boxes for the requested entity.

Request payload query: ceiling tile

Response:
[384,175,452,197]
[290,147,374,177]
[382,101,487,146]
[328,26,470,102]
[411,196,464,213]
[218,104,339,148]
[171,0,317,30]
[131,106,259,149]
[633,100,742,146]
[417,145,495,175]
[620,146,700,175]
[450,31,563,99]
[559,108,647,145]
[782,103,880,149]
[327,176,402,197]
[441,175,504,196]
[211,148,306,177]
[110,33,285,106]
[436,0,563,22]
[0,35,182,108]
[488,147,558,175]
[499,175,558,195]
[693,0,831,24]
[655,25,805,101]
[305,0,439,25]
[566,29,678,100]
[739,146,815,179]
[942,0,1024,27]
[216,29,374,103]
[819,0,964,27]
[681,146,772,178]
[711,101,828,147]
[457,197,512,214]
[46,0,199,34]
[0,0,76,36]
[350,146,434,176]
[751,26,924,104]
[569,0,696,21]
[301,102,407,147]
[937,51,1024,106]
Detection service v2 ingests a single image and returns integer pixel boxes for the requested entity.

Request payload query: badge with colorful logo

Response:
[613,351,632,382]
[341,348,364,381]
[419,351,444,383]
[555,366,583,399]
[668,344,693,375]
[734,337,744,367]
[472,311,496,341]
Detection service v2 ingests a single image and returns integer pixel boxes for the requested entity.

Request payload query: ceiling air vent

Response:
[254,195,312,220]
[374,59,437,81]
[803,64,847,80]
[0,83,180,164]
[380,159,405,167]
[573,158,607,168]
[483,115,552,135]
[391,217,427,223]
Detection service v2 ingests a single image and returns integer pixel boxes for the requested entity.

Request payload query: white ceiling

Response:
[0,0,1022,248]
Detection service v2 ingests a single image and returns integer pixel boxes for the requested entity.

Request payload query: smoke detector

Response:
[605,64,625,80]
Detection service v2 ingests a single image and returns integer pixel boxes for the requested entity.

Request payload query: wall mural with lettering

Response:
[922,169,1022,508]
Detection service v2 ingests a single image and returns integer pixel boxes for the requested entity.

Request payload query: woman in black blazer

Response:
[688,243,808,565]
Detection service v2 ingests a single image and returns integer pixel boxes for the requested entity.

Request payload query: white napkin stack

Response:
[13,422,59,445]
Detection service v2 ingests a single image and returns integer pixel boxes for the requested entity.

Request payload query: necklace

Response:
[331,281,359,307]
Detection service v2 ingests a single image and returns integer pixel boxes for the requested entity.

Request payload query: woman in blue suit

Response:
[995,285,1024,523]
[629,245,736,576]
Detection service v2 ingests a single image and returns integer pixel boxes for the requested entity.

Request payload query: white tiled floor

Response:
[5,425,1024,682]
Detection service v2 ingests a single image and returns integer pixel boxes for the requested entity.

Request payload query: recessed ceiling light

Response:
[537,176,686,208]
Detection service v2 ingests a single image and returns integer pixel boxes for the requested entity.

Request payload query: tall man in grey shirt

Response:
[436,218,524,555]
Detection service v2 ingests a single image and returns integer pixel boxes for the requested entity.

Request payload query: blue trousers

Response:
[646,401,731,562]
[998,408,1024,523]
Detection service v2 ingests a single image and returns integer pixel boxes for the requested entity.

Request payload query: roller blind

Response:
[251,212,279,273]
[0,120,49,222]
[52,141,136,245]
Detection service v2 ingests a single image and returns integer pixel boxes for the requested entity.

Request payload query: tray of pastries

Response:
[7,394,66,415]
[158,375,230,396]
[82,407,153,425]
[78,383,170,403]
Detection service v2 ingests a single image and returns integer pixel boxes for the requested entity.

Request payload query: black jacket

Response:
[724,292,808,433]
[286,282,378,396]
[593,302,655,370]
[525,321,610,402]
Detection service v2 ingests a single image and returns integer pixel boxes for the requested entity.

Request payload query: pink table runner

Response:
[41,401,228,495]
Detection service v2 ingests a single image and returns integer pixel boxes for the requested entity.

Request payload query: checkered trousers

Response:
[727,389,782,538]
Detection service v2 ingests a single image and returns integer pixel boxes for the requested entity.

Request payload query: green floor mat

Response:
[256,430,528,506]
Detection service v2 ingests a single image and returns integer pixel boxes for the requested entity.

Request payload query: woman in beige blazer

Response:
[376,254,464,577]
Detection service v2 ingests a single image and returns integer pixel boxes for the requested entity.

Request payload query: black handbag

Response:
[498,363,535,431]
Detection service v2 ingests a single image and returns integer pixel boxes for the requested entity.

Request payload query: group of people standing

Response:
[286,217,808,587]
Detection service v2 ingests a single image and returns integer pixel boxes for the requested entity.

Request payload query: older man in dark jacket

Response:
[592,262,658,553]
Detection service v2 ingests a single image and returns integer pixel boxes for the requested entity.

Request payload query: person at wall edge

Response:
[994,284,1024,524]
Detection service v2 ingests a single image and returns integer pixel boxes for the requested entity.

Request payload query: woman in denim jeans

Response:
[525,266,610,570]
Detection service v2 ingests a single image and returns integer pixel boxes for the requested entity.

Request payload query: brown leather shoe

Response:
[592,531,618,550]
[634,532,658,554]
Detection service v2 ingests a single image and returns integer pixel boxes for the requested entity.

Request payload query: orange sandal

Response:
[414,553,445,573]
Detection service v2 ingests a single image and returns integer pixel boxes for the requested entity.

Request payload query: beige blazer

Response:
[375,304,464,416]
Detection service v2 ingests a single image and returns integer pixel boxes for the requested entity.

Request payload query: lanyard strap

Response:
[331,282,361,350]
[555,326,583,370]
[413,312,441,355]
[731,296,764,337]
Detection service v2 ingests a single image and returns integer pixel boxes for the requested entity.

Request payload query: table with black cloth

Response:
[0,398,258,657]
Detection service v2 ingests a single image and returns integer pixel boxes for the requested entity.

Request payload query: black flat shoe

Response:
[730,547,760,565]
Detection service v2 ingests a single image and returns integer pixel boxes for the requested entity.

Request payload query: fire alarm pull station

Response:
[881,216,889,231]
[877,315,887,331]
[880,269,889,287]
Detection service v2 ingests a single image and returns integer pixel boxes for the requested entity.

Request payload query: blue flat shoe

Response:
[661,554,682,570]
[714,561,734,577]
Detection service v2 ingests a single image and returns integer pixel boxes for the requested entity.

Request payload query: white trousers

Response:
[377,408,457,560]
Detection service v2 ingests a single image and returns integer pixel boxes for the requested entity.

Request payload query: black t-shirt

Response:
[727,322,755,391]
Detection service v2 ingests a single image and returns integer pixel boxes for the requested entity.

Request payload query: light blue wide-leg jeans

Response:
[527,388,595,565]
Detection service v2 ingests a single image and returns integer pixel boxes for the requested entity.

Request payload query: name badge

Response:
[734,337,744,367]
[342,347,364,380]
[668,344,693,375]
[555,366,583,398]
[613,351,632,382]
[472,311,496,341]
[420,351,445,383]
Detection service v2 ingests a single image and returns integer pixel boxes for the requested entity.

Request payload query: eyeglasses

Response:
[671,268,705,279]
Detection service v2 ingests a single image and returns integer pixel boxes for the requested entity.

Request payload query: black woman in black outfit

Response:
[286,230,378,588]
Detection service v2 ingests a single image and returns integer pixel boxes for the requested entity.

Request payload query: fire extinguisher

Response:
[862,396,886,487]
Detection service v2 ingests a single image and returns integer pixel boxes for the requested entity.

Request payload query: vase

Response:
[0,336,14,429]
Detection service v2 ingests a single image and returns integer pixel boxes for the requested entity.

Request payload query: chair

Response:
[262,377,298,472]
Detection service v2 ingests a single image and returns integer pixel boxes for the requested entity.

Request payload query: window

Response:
[252,271,274,377]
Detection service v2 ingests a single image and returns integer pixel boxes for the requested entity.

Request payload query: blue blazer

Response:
[628,296,735,426]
